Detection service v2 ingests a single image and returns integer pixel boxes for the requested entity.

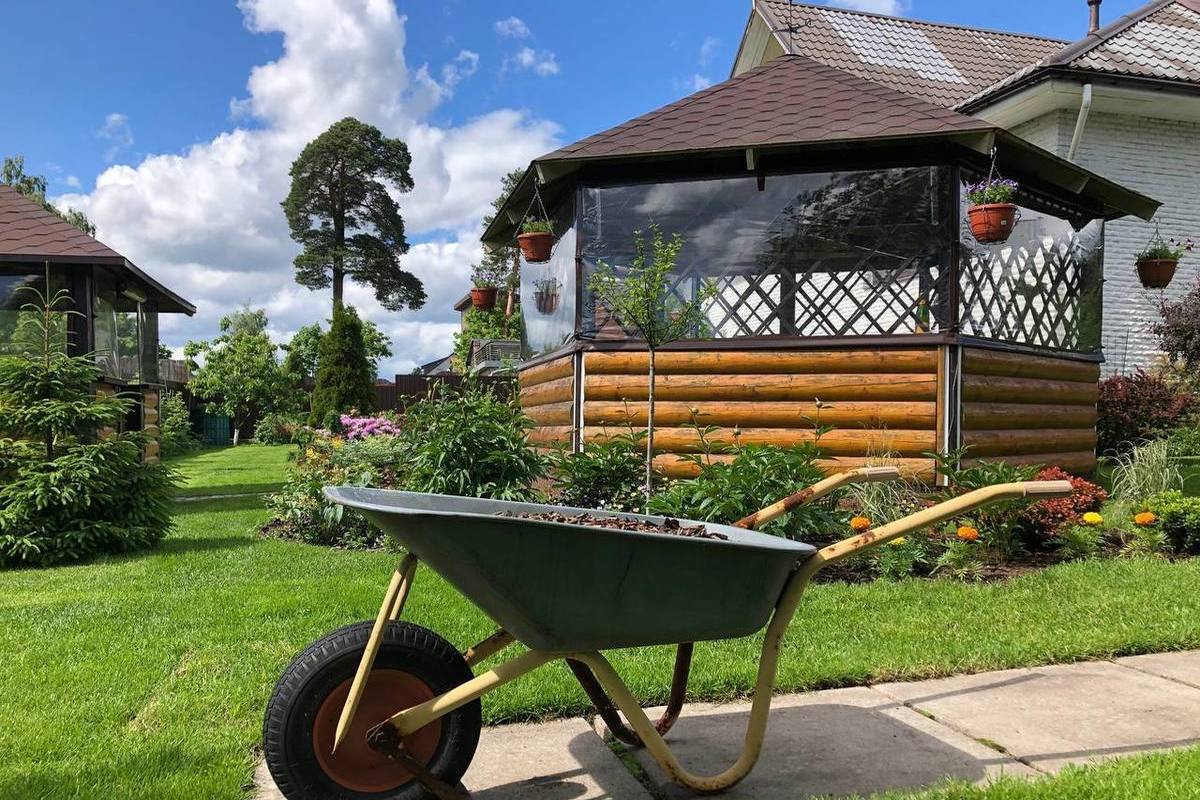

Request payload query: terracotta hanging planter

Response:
[1136,258,1178,290]
[470,286,498,311]
[518,231,553,263]
[967,203,1019,244]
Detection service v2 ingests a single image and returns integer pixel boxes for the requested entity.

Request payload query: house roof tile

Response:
[0,184,122,261]
[754,1,1065,107]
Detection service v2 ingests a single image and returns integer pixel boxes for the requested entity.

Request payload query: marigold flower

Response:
[956,525,980,542]
[1081,512,1104,527]
[1134,511,1158,527]
[850,516,872,532]
[889,537,906,547]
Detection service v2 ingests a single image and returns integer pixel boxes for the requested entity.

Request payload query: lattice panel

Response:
[958,219,1103,353]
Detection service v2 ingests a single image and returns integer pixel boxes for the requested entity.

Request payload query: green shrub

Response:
[932,537,985,581]
[874,534,932,581]
[397,382,544,501]
[1051,523,1103,561]
[1097,370,1195,456]
[1145,490,1200,554]
[309,304,377,425]
[159,391,198,456]
[1163,426,1200,457]
[549,431,645,512]
[254,412,306,445]
[0,281,175,567]
[263,434,407,549]
[649,444,841,539]
[933,450,1038,558]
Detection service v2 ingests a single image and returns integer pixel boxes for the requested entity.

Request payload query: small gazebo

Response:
[0,185,195,458]
[484,56,1158,478]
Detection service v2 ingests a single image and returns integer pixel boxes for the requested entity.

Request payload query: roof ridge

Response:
[1043,0,1178,67]
[760,0,1068,45]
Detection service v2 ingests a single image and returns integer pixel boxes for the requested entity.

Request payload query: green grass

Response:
[2,497,1199,799]
[866,745,1200,799]
[168,444,294,497]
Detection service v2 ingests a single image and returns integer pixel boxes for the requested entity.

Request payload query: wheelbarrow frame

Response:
[330,471,1073,796]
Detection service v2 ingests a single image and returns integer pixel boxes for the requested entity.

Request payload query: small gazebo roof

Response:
[0,184,195,314]
[484,55,1159,245]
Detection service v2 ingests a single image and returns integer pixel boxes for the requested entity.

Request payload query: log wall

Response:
[519,353,576,450]
[576,349,941,478]
[959,348,1100,475]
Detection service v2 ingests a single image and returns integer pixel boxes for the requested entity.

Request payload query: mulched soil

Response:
[498,511,728,540]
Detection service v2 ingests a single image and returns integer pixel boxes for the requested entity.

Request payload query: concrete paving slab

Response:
[1117,650,1200,690]
[621,687,1033,799]
[255,718,649,800]
[464,717,651,800]
[876,661,1200,773]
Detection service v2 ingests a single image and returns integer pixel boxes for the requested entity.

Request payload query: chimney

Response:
[1088,0,1102,34]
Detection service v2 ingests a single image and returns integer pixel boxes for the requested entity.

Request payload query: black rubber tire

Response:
[263,621,481,800]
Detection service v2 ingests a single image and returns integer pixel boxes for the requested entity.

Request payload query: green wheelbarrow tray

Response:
[325,486,816,652]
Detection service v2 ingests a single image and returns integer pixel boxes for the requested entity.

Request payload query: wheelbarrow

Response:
[263,468,1073,799]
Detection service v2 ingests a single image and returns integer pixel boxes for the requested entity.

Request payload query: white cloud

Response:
[97,112,134,163]
[690,74,713,91]
[827,0,907,14]
[57,0,560,376]
[65,175,81,188]
[509,46,559,77]
[493,16,530,39]
[699,35,720,65]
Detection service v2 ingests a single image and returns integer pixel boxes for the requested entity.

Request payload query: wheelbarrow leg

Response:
[367,723,473,800]
[568,642,693,747]
[333,553,419,751]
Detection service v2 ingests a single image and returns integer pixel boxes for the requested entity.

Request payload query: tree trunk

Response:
[232,423,241,446]
[645,348,655,511]
[333,202,345,309]
[505,246,520,317]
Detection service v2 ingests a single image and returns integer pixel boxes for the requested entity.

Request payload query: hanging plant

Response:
[534,277,561,314]
[1135,233,1193,290]
[469,262,503,310]
[966,178,1020,244]
[518,219,554,263]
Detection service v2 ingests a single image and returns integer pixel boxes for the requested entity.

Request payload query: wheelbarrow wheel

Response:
[264,620,481,799]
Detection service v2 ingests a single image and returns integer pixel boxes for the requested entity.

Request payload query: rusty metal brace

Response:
[568,642,693,747]
[366,721,472,800]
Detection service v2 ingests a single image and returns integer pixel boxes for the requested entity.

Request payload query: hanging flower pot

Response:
[518,220,554,263]
[534,278,560,314]
[966,178,1020,244]
[1135,235,1192,290]
[967,204,1019,244]
[470,286,498,310]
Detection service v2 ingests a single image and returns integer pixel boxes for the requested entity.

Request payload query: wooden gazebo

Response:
[484,56,1158,478]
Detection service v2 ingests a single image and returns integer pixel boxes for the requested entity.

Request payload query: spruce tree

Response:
[309,304,377,425]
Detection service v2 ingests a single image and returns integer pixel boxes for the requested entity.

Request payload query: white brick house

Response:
[734,0,1200,374]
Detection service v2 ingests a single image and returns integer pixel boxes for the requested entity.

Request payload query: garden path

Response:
[255,649,1200,799]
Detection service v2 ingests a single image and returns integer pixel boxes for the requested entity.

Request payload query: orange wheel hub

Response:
[312,669,441,793]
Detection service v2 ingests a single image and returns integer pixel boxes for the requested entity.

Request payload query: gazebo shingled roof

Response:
[484,55,1159,246]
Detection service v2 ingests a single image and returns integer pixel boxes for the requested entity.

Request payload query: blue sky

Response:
[0,0,1149,373]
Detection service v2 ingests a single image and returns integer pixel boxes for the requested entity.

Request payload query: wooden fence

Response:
[376,374,515,411]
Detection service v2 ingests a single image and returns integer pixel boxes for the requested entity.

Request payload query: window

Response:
[0,266,70,356]
[579,167,955,341]
[93,270,156,383]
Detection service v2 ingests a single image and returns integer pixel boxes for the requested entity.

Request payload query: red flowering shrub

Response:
[1019,466,1108,540]
[1097,370,1195,456]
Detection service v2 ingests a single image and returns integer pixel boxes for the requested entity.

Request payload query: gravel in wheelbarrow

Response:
[496,510,726,539]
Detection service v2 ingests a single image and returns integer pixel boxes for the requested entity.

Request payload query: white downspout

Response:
[1068,83,1094,163]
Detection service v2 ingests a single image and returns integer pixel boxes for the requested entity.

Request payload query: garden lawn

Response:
[868,745,1200,799]
[3,497,1200,800]
[168,443,294,497]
